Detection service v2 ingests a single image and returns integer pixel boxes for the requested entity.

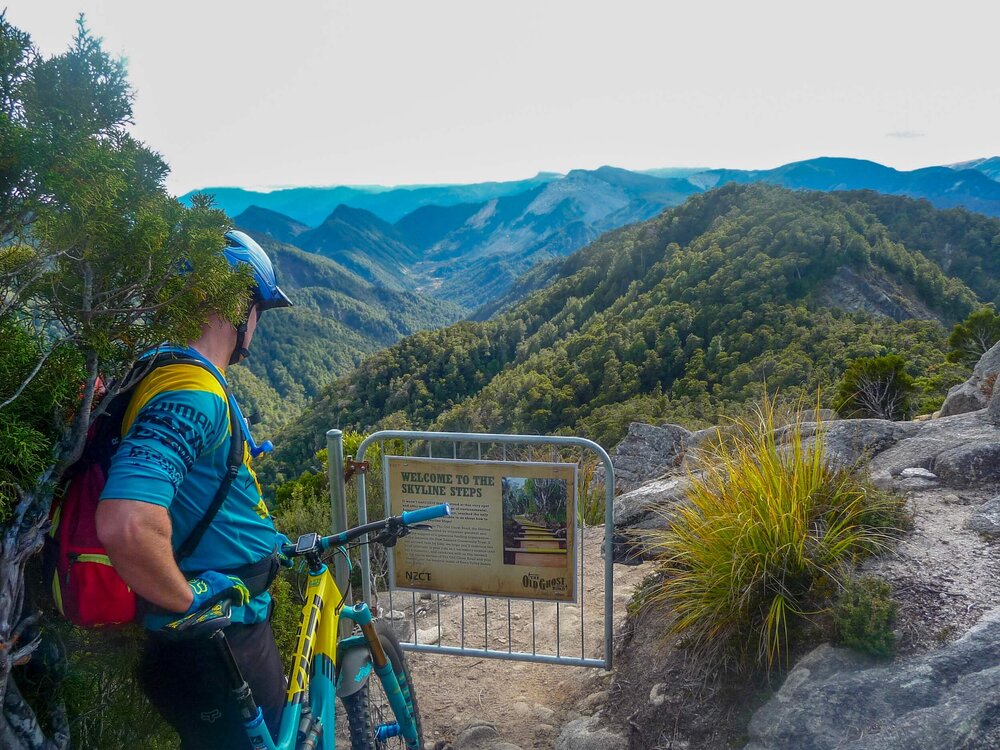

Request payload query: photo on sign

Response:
[502,476,568,568]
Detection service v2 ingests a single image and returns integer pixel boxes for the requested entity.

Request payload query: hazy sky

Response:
[6,1,998,195]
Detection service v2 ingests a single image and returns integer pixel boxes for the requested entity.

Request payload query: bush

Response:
[644,394,903,673]
[834,576,897,658]
[835,354,916,420]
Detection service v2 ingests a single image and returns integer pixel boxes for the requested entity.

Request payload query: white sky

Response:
[6,1,999,196]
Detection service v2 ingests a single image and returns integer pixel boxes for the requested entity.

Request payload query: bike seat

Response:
[158,601,233,640]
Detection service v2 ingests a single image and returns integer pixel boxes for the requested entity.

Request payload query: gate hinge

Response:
[344,459,370,483]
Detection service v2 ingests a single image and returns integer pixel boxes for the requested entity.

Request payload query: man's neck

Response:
[186,339,230,372]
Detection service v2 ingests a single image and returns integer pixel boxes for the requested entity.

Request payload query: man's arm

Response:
[96,498,194,613]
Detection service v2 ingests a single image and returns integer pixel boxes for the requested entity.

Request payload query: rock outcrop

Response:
[604,422,691,493]
[939,339,1000,417]
[744,606,1000,750]
[609,474,694,562]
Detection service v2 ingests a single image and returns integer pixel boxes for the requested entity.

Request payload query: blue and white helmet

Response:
[222,230,292,311]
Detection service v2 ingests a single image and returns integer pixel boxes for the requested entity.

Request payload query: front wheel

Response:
[340,620,424,750]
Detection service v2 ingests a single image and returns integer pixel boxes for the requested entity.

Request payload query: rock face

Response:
[606,422,691,493]
[966,494,1000,538]
[555,715,626,750]
[865,411,1000,486]
[744,606,1000,750]
[940,339,1000,417]
[609,475,693,562]
[794,418,921,471]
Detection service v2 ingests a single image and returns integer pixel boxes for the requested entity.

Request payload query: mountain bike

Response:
[162,502,452,750]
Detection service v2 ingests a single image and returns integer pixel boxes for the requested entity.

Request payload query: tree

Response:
[835,355,916,421]
[0,15,248,748]
[947,306,1000,368]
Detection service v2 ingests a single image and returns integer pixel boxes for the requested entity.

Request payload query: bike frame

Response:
[228,558,419,750]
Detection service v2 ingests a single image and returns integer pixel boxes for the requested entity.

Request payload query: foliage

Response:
[267,185,978,482]
[643,396,903,673]
[0,14,250,747]
[833,576,897,658]
[56,628,175,749]
[835,354,916,420]
[576,458,606,527]
[947,305,1000,368]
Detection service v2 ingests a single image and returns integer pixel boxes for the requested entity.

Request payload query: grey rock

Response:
[793,418,920,470]
[931,442,1000,488]
[868,412,1000,485]
[452,723,524,750]
[966,495,1000,538]
[900,467,937,479]
[941,339,1000,417]
[989,389,1000,425]
[940,381,988,417]
[608,474,694,561]
[744,606,1000,750]
[607,422,692,493]
[555,715,627,750]
[614,475,693,529]
[575,690,608,713]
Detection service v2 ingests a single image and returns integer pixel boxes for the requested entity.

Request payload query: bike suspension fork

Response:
[358,614,420,749]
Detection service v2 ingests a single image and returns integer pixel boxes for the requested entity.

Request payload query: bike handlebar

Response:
[401,503,452,526]
[280,503,452,558]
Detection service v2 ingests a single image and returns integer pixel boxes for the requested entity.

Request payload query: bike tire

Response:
[340,620,424,750]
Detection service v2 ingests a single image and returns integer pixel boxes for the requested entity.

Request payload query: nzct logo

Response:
[405,570,432,583]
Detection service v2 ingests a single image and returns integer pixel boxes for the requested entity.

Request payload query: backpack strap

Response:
[174,388,243,564]
[122,351,247,566]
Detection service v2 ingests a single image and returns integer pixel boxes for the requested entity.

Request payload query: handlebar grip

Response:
[401,503,452,526]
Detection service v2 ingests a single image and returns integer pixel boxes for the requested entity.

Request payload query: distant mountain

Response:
[695,157,1000,216]
[262,184,991,481]
[946,157,1000,182]
[294,205,417,290]
[394,202,484,252]
[181,174,561,225]
[410,166,703,307]
[234,205,309,245]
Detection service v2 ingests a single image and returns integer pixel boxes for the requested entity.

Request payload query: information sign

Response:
[386,456,577,602]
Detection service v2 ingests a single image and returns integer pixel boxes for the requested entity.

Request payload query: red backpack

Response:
[47,353,243,627]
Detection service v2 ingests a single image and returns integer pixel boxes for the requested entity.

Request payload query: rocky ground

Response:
[336,528,653,750]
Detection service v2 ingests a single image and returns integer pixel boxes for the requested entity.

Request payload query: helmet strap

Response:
[229,315,252,366]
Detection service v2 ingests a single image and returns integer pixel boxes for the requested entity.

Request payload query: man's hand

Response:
[185,571,250,612]
[146,571,250,632]
[276,533,294,568]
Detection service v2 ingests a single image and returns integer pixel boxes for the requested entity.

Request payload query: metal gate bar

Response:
[328,430,615,669]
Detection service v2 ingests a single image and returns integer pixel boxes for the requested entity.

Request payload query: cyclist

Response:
[95,230,292,749]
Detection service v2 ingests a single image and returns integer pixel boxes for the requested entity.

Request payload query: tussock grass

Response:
[644,394,904,673]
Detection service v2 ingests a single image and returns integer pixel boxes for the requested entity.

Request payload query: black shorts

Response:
[138,620,285,750]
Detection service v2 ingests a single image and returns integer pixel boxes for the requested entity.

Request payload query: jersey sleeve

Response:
[100,387,229,507]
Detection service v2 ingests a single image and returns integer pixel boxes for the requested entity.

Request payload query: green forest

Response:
[262,185,997,483]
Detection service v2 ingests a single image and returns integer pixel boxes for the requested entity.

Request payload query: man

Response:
[96,230,292,749]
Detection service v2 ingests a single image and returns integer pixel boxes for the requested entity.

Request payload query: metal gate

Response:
[325,430,615,669]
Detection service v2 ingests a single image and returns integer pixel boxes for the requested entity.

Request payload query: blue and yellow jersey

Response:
[100,347,278,625]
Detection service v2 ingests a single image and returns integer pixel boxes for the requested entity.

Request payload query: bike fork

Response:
[342,602,421,750]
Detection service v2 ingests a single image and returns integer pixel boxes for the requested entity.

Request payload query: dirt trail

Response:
[372,527,653,748]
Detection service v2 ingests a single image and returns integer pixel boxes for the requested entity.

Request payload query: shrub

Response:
[644,394,902,673]
[834,576,897,658]
[835,354,916,420]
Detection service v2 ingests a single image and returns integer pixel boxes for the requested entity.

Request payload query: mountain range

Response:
[258,184,1000,484]
[227,156,1000,314]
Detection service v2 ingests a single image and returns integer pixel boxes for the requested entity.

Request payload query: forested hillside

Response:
[228,236,462,436]
[261,184,994,482]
